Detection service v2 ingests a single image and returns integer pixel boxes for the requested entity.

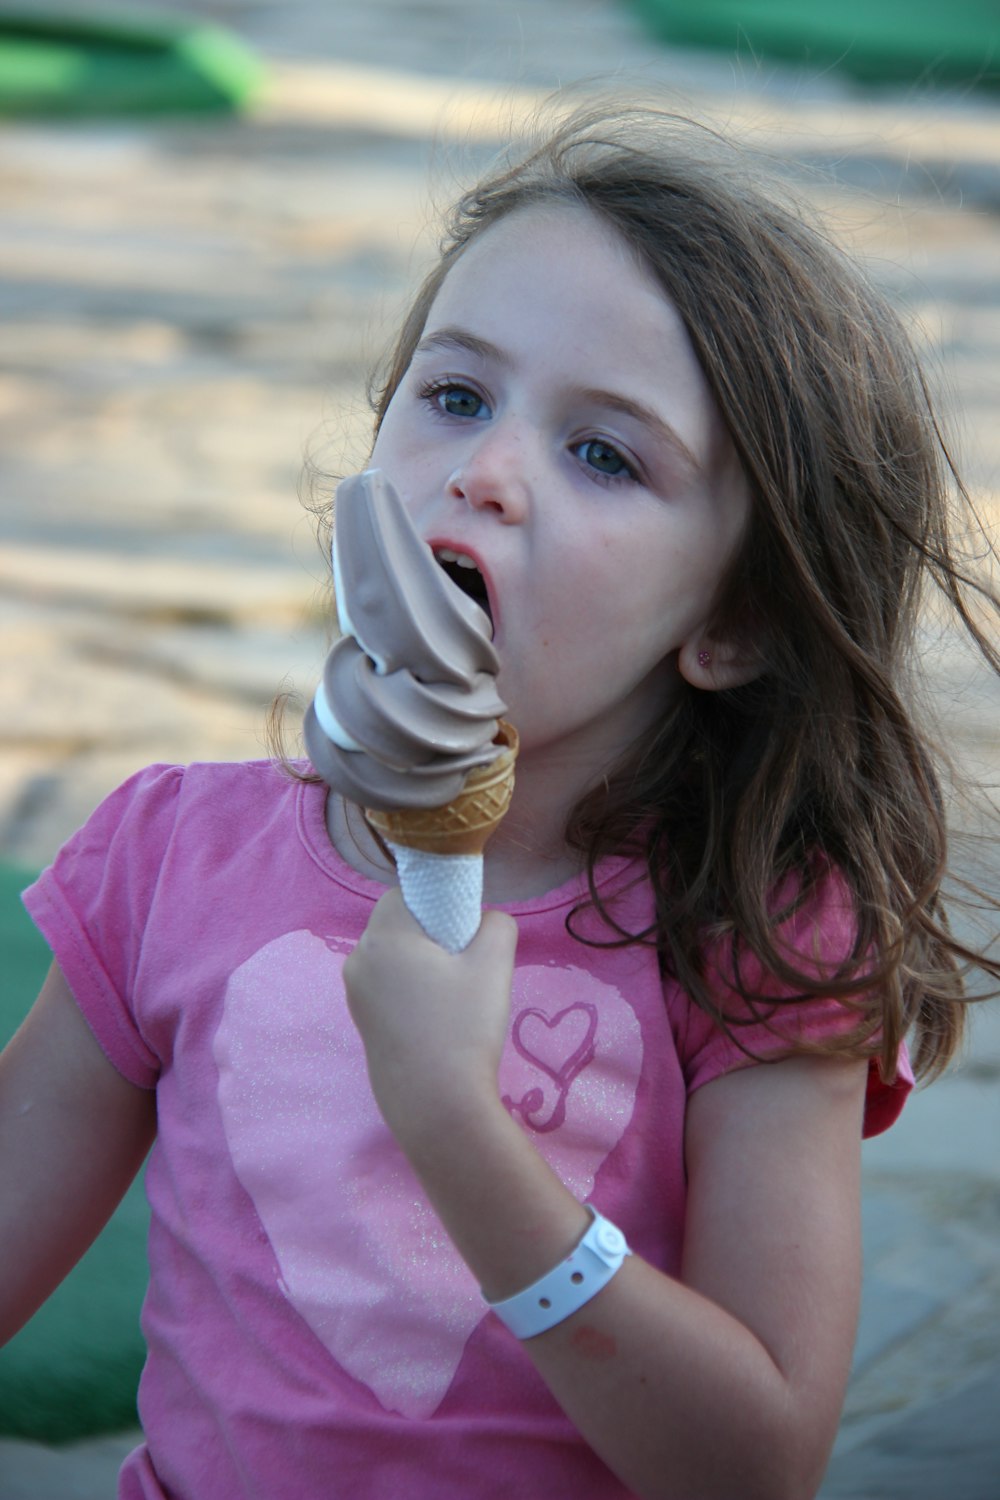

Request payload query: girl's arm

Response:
[344,891,866,1500]
[0,962,157,1346]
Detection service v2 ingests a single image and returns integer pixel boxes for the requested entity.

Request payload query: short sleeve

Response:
[21,764,186,1088]
[671,860,913,1138]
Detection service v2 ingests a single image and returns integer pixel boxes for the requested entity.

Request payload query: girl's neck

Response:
[325,755,590,904]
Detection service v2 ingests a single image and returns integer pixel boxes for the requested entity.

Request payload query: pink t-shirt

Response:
[24,761,911,1499]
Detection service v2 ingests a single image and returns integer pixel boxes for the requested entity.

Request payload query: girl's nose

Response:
[445,430,531,523]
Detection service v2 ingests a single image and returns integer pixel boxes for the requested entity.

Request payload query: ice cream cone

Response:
[363,722,518,953]
[364,721,518,856]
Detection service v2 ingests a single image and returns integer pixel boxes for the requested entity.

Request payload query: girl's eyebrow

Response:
[574,387,703,478]
[415,325,702,477]
[414,327,512,366]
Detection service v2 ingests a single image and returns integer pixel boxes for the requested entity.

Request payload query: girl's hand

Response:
[342,889,517,1151]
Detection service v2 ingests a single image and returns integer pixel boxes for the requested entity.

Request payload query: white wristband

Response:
[486,1206,632,1340]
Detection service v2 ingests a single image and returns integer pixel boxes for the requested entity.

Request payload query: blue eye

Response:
[577,439,636,481]
[441,386,483,417]
[422,381,488,419]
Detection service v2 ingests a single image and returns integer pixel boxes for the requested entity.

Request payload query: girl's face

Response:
[370,203,750,769]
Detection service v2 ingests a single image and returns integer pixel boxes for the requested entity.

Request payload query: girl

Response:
[2,101,998,1500]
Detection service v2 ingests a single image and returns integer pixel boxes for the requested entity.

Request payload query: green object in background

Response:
[0,862,149,1442]
[629,0,1000,90]
[0,6,266,118]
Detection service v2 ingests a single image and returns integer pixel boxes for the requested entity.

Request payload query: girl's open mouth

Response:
[434,547,493,627]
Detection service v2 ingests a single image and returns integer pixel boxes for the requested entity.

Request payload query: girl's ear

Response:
[678,635,763,691]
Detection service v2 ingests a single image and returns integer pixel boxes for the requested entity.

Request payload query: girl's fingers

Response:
[465,906,519,966]
[342,893,518,1140]
[349,888,517,972]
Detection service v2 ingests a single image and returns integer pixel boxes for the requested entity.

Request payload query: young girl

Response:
[2,100,998,1500]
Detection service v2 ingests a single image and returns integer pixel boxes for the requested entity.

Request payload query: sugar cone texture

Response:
[364,721,518,856]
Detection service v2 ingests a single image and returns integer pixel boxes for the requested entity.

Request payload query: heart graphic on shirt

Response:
[504,1005,598,1134]
[213,930,642,1419]
[513,1004,598,1082]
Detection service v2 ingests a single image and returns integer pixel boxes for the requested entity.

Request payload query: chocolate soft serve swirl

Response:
[303,470,507,810]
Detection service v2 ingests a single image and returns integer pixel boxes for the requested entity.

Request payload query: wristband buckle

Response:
[486,1205,631,1340]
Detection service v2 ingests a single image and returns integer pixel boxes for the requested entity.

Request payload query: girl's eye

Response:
[576,439,637,482]
[421,381,488,420]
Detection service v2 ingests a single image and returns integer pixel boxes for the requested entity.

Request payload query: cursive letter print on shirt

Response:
[504,1003,598,1132]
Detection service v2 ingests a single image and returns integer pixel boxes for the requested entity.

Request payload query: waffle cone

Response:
[365,721,518,856]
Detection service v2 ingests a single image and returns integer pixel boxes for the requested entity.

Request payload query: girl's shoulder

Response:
[28,759,310,951]
[107,756,299,808]
[668,855,913,1137]
[70,757,304,847]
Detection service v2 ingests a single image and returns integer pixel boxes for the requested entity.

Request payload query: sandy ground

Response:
[1,2,999,1496]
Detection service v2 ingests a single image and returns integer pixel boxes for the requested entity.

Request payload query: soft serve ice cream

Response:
[304,469,517,951]
[303,469,507,811]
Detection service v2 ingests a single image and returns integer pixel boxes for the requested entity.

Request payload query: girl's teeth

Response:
[437,547,477,569]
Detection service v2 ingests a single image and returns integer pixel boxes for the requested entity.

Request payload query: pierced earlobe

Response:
[680,636,763,692]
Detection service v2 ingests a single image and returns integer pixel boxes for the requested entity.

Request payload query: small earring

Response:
[697,650,711,668]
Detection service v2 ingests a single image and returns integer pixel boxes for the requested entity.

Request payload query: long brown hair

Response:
[362,100,1000,1080]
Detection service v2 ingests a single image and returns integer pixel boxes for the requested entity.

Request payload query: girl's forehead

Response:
[430,201,658,315]
[422,203,697,382]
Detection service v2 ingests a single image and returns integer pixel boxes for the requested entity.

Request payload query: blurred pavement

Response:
[1,2,998,1496]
